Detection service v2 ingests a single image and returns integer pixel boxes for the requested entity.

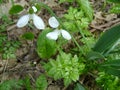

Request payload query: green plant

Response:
[2,41,20,59]
[86,24,120,89]
[0,15,20,59]
[9,5,23,15]
[96,72,120,90]
[36,74,48,90]
[37,28,57,59]
[106,0,120,13]
[21,32,34,40]
[44,52,85,86]
[0,79,23,90]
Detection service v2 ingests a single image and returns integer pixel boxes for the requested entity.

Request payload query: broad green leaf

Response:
[87,51,104,60]
[101,59,120,67]
[110,4,120,14]
[37,29,57,59]
[93,25,120,54]
[77,0,93,21]
[107,0,120,3]
[21,32,34,40]
[36,74,48,90]
[9,5,23,14]
[102,67,120,77]
[74,83,86,90]
[100,59,120,76]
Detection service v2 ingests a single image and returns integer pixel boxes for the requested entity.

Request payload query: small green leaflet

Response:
[37,28,57,59]
[9,5,23,14]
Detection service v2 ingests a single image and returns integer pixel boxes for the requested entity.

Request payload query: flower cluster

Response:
[46,17,71,40]
[17,6,71,40]
[17,6,45,30]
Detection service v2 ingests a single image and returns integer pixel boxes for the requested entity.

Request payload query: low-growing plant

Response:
[96,72,120,90]
[0,15,20,59]
[1,0,119,89]
[106,0,120,13]
[44,52,85,86]
[0,79,23,90]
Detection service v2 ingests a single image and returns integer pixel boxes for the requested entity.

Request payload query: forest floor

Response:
[0,0,120,90]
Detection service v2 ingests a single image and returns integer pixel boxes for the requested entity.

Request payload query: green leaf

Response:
[44,52,85,86]
[37,28,57,59]
[74,83,86,90]
[36,74,48,90]
[87,51,104,60]
[59,0,73,3]
[21,32,34,40]
[107,0,120,3]
[77,0,93,21]
[100,60,120,76]
[110,4,120,14]
[23,77,32,90]
[93,25,120,54]
[35,4,41,11]
[9,5,23,14]
[0,79,23,90]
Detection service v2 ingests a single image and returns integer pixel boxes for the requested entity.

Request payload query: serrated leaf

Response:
[77,0,93,21]
[0,79,23,90]
[9,5,23,14]
[110,4,120,14]
[21,32,34,40]
[93,25,120,54]
[36,74,48,90]
[23,77,32,90]
[37,29,57,59]
[64,78,72,86]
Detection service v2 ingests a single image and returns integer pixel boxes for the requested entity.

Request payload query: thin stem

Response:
[72,36,84,55]
[37,2,64,28]
[37,2,82,53]
[74,18,90,49]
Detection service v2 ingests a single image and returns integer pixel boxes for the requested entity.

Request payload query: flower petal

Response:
[17,14,29,28]
[33,14,45,29]
[48,16,59,28]
[61,29,71,40]
[46,30,60,40]
[32,6,37,13]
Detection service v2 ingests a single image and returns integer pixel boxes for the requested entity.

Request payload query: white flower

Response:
[17,6,45,30]
[46,16,71,40]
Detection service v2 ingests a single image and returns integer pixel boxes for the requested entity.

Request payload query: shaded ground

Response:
[0,0,120,90]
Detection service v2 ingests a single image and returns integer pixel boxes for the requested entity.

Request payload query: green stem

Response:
[72,36,84,55]
[37,1,83,53]
[74,17,90,49]
[37,2,64,28]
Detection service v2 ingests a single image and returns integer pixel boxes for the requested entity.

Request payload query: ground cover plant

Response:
[0,0,120,90]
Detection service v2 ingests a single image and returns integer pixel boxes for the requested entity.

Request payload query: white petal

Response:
[61,29,71,40]
[33,14,45,29]
[48,16,59,28]
[32,6,37,13]
[46,30,60,40]
[17,14,29,28]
